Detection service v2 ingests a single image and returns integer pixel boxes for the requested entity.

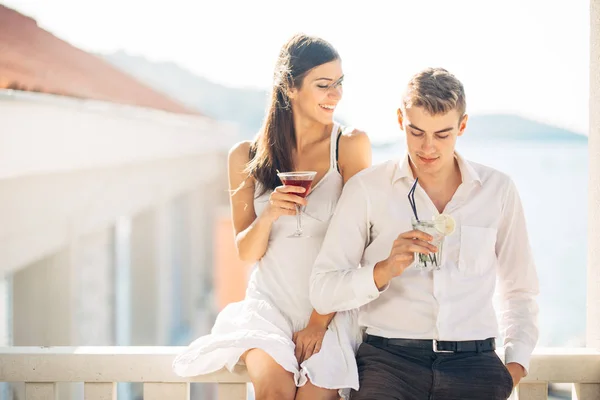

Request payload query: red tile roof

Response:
[0,5,196,115]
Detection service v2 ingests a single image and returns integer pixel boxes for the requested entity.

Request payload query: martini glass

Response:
[277,171,317,238]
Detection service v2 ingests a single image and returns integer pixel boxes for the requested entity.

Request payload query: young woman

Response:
[173,33,371,400]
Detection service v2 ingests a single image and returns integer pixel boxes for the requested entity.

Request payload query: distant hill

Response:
[465,114,587,142]
[102,51,588,144]
[102,51,268,137]
[0,5,193,114]
[371,114,587,149]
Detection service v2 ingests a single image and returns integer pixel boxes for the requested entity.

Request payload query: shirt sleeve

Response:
[496,178,540,373]
[309,175,384,315]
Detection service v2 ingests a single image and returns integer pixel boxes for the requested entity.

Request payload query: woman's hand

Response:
[263,185,307,222]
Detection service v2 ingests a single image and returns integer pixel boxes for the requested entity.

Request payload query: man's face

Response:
[398,106,468,177]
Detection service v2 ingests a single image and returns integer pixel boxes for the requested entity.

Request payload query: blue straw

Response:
[408,178,420,221]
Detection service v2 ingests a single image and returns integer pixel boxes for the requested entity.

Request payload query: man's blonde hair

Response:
[402,68,466,117]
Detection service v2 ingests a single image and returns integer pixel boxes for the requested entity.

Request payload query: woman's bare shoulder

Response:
[228,140,253,163]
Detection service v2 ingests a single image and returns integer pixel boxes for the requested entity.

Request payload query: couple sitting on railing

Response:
[172,34,539,400]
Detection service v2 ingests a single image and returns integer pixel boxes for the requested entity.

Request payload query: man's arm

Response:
[496,178,540,375]
[309,175,382,314]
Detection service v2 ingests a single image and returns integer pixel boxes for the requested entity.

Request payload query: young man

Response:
[310,68,539,400]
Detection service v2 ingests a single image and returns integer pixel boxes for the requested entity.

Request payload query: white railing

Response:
[0,347,249,400]
[1,347,600,400]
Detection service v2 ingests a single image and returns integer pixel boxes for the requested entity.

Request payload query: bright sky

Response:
[4,0,590,140]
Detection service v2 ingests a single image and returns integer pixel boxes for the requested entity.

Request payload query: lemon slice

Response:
[434,214,456,236]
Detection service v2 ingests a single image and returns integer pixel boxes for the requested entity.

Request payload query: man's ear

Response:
[397,108,405,130]
[458,114,468,137]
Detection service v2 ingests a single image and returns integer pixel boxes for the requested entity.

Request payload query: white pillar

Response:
[129,202,176,346]
[188,186,216,337]
[114,216,132,346]
[155,201,175,345]
[173,192,198,342]
[0,277,11,346]
[13,227,115,347]
[0,277,11,400]
[72,229,115,345]
[588,0,600,349]
[130,209,160,345]
[13,250,73,346]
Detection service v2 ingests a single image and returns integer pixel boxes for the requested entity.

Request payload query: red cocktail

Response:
[280,178,313,198]
[277,171,317,238]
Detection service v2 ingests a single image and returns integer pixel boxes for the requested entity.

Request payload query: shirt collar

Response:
[392,151,482,185]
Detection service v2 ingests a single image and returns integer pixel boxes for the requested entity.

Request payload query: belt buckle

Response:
[433,339,454,353]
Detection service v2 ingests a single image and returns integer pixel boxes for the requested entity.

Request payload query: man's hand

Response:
[373,230,437,289]
[506,362,526,387]
[292,323,327,365]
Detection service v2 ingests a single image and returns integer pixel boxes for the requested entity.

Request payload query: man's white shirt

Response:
[310,152,539,371]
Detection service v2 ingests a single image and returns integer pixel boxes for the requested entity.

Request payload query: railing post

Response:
[217,383,247,400]
[143,383,190,400]
[25,383,57,400]
[84,382,117,400]
[573,383,600,400]
[514,382,547,400]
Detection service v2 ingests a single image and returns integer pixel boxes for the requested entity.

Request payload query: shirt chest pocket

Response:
[458,225,498,275]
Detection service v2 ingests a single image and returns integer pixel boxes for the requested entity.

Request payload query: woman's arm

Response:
[338,129,372,183]
[228,141,306,263]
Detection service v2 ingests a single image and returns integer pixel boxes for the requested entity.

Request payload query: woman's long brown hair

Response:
[246,34,339,195]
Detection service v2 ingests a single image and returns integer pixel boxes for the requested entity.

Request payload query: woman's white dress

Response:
[173,122,361,396]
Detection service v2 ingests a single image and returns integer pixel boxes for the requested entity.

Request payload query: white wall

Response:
[587,0,600,348]
[0,90,236,276]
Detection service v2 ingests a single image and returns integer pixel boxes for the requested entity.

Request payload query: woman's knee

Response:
[253,371,297,400]
[245,348,297,400]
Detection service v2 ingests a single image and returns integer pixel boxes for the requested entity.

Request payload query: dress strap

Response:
[330,122,341,171]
